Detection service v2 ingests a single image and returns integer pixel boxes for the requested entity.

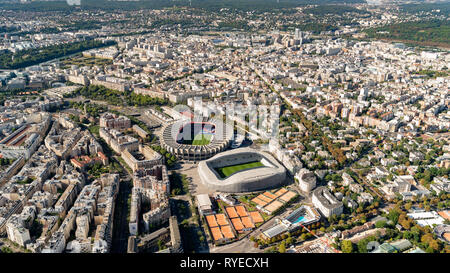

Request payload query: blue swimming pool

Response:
[293,216,306,224]
[283,206,320,227]
[284,207,309,225]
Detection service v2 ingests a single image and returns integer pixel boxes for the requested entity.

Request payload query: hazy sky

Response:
[66,0,81,6]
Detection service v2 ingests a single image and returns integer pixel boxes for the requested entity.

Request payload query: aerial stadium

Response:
[160,117,234,161]
[198,148,286,193]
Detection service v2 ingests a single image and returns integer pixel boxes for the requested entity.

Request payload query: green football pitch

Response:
[182,133,213,145]
[215,161,264,178]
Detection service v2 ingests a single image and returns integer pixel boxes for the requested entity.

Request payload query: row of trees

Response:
[66,85,169,108]
[251,221,324,251]
[169,172,189,196]
[281,21,338,34]
[400,3,450,14]
[68,101,108,118]
[364,20,450,46]
[151,145,177,168]
[413,70,448,79]
[1,0,366,13]
[339,223,444,253]
[0,157,15,166]
[341,234,382,253]
[303,5,370,16]
[87,162,122,179]
[65,85,124,105]
[0,89,33,107]
[382,199,449,253]
[0,0,182,12]
[13,21,103,37]
[326,198,380,231]
[290,108,347,167]
[0,246,13,253]
[0,40,116,69]
[126,93,168,107]
[414,166,450,188]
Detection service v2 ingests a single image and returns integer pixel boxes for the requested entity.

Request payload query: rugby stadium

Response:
[198,148,286,193]
[160,117,234,161]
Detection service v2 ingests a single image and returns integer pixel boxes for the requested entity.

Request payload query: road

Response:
[108,156,133,253]
[110,175,132,253]
[210,236,261,253]
[170,194,210,253]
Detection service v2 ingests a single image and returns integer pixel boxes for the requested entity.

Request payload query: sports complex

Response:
[160,117,234,161]
[282,205,321,227]
[176,121,215,145]
[198,148,286,193]
[262,205,321,240]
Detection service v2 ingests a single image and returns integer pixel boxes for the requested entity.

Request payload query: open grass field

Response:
[215,161,264,178]
[182,133,213,145]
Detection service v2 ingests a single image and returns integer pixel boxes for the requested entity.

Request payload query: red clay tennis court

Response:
[210,227,223,241]
[235,205,248,217]
[241,216,255,229]
[216,213,229,226]
[206,215,218,228]
[263,191,277,200]
[257,194,273,203]
[225,206,239,218]
[249,211,264,223]
[279,191,297,202]
[251,197,267,207]
[231,218,244,232]
[274,188,288,197]
[263,200,283,214]
[220,225,235,239]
